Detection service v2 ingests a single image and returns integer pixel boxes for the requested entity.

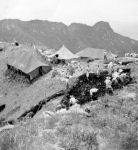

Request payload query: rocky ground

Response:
[0,45,138,150]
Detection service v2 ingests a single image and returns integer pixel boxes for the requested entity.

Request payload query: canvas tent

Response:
[7,48,51,81]
[76,48,106,59]
[106,51,117,59]
[76,48,117,60]
[49,45,79,60]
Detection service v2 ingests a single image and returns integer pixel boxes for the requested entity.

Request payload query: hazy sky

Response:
[0,0,138,39]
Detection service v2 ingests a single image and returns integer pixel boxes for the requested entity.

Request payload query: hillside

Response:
[0,19,138,55]
[0,54,138,149]
[0,43,138,149]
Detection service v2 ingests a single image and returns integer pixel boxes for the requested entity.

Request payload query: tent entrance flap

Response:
[29,68,40,80]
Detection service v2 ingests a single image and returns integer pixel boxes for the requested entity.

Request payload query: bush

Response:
[56,124,98,150]
[56,113,99,150]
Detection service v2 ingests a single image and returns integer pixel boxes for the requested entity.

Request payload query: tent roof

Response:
[8,48,50,74]
[76,48,106,59]
[76,47,117,59]
[106,51,117,59]
[49,45,78,59]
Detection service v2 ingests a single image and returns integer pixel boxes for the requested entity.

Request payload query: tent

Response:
[76,48,117,60]
[106,51,117,59]
[76,48,106,59]
[49,45,79,60]
[7,48,51,81]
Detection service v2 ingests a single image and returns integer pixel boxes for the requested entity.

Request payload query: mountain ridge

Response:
[0,19,138,56]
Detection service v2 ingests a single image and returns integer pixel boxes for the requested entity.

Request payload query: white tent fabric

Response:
[76,47,117,60]
[49,45,79,60]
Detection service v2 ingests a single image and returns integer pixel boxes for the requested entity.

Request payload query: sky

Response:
[0,0,138,39]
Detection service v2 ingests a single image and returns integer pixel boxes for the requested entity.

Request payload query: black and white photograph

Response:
[0,0,138,149]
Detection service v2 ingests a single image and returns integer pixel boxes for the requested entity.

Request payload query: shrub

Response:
[0,117,59,150]
[56,117,99,150]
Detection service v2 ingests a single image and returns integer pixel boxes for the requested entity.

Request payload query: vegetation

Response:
[0,43,138,150]
[1,88,138,150]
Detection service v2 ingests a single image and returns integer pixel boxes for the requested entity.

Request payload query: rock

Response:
[42,111,55,118]
[56,108,68,114]
[69,103,87,114]
[0,124,14,132]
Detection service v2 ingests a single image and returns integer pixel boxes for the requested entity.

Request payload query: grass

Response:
[120,133,138,150]
[1,79,138,150]
[1,91,138,150]
[0,48,138,149]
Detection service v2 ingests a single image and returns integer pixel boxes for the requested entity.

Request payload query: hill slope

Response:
[0,19,138,55]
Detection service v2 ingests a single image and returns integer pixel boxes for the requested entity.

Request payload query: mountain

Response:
[0,19,138,56]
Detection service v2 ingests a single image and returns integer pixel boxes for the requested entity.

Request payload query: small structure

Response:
[76,47,117,61]
[76,48,106,59]
[7,48,51,82]
[49,45,79,60]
